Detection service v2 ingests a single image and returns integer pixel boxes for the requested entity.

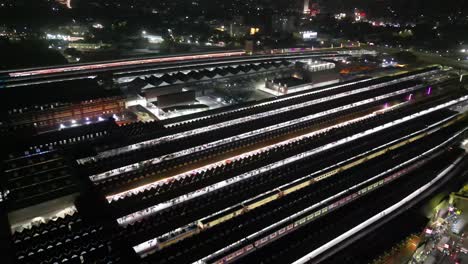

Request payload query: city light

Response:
[1,2,467,264]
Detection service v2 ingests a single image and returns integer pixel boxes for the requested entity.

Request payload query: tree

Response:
[0,39,67,70]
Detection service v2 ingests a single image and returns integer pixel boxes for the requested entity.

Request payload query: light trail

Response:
[3,53,347,88]
[7,51,342,79]
[105,85,427,201]
[8,51,246,77]
[116,53,342,77]
[114,95,468,225]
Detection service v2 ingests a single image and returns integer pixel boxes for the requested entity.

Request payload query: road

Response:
[368,45,468,71]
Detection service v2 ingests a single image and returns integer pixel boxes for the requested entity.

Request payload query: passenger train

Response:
[137,112,467,258]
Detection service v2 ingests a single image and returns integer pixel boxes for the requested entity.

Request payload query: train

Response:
[4,49,354,79]
[135,111,468,258]
[207,126,468,264]
[6,50,247,78]
[210,157,429,264]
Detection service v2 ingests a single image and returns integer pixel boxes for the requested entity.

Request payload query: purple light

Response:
[384,102,389,108]
[427,86,432,95]
[407,94,413,101]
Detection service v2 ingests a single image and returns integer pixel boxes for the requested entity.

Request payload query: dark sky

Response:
[320,0,468,16]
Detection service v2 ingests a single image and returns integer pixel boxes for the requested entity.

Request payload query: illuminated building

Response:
[56,0,72,9]
[303,0,309,14]
[141,31,164,44]
[354,8,367,21]
[6,96,126,131]
[309,2,320,16]
[250,27,260,35]
[68,42,112,51]
[301,31,318,40]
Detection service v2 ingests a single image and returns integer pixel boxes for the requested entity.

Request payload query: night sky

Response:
[321,0,468,16]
